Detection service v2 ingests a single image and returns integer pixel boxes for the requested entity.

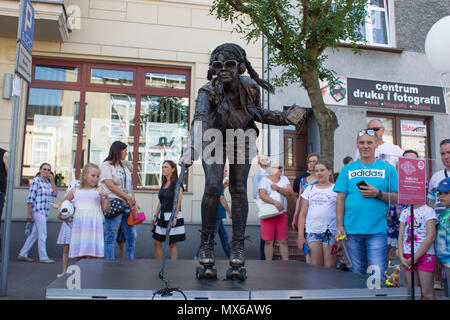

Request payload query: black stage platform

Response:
[45,259,419,300]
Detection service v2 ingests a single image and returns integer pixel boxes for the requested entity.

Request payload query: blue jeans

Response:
[104,209,136,260]
[215,218,231,258]
[346,233,387,278]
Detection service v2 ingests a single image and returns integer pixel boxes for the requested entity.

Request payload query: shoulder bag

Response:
[256,189,283,220]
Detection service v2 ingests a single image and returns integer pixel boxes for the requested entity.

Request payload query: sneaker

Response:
[56,273,65,279]
[40,259,55,264]
[17,255,34,262]
[434,281,442,290]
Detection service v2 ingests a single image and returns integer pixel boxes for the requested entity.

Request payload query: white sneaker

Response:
[40,259,55,264]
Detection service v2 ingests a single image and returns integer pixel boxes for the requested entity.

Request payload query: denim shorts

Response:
[306,231,337,246]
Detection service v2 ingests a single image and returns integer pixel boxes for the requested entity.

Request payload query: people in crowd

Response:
[100,141,136,260]
[152,160,185,260]
[18,163,57,263]
[214,167,232,258]
[435,178,450,272]
[252,154,270,260]
[258,161,294,261]
[354,119,403,166]
[427,138,450,290]
[292,153,320,231]
[398,203,437,300]
[55,177,79,278]
[334,128,398,277]
[59,163,109,262]
[293,153,320,196]
[296,160,337,268]
[343,156,353,166]
[0,147,7,250]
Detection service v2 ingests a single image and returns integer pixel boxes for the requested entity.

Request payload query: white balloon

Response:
[425,16,450,73]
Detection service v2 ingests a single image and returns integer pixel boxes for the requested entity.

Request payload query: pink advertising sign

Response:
[398,157,427,205]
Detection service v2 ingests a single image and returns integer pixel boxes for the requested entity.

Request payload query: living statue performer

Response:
[179,43,306,280]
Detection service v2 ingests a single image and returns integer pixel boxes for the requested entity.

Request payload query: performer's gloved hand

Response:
[285,104,308,126]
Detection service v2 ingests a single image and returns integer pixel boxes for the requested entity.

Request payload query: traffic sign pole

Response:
[0,0,34,296]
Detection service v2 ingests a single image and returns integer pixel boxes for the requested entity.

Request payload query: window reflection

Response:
[35,65,78,82]
[138,96,189,189]
[145,72,186,89]
[91,68,134,86]
[84,92,136,166]
[23,88,79,186]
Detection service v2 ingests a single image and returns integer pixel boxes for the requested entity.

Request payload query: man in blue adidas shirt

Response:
[334,129,398,277]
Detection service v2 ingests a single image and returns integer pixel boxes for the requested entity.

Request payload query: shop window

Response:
[84,92,136,166]
[23,60,191,190]
[367,113,431,175]
[138,95,189,189]
[22,88,80,186]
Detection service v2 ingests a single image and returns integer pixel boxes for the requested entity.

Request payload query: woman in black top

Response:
[152,160,185,260]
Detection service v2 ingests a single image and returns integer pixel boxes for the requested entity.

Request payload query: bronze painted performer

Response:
[180,43,306,279]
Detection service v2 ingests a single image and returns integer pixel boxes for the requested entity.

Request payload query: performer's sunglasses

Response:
[368,127,382,131]
[440,138,450,146]
[358,129,376,136]
[211,60,238,72]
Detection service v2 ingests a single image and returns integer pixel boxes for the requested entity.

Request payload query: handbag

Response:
[127,204,146,226]
[104,197,125,219]
[256,190,283,220]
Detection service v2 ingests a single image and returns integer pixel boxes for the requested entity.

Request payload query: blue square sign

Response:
[19,0,34,54]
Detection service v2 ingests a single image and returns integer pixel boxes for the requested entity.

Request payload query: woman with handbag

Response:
[100,141,136,260]
[258,162,294,261]
[152,160,185,260]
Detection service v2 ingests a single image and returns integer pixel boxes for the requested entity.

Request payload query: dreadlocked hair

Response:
[207,43,275,93]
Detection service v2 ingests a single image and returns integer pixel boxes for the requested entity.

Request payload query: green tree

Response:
[211,0,368,164]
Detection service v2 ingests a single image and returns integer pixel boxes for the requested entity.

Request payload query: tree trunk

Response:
[300,70,339,167]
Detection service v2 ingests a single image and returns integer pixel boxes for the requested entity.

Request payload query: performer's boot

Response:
[196,232,217,279]
[198,232,215,266]
[226,193,248,281]
[226,238,247,280]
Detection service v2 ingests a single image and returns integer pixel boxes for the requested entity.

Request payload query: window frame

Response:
[336,0,394,48]
[24,59,191,191]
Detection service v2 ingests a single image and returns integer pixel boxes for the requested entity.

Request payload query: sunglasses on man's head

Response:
[358,129,376,137]
[211,60,238,72]
[440,138,450,147]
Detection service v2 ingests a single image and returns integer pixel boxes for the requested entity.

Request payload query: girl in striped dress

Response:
[60,163,110,260]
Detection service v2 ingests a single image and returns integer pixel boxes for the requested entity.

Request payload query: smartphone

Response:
[356,180,368,189]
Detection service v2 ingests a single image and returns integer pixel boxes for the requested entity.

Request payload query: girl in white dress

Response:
[59,163,110,260]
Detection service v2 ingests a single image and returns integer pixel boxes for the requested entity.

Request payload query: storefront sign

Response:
[347,78,446,113]
[400,122,427,136]
[398,157,427,205]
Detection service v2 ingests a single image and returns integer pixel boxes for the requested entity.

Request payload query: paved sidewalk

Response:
[0,258,62,299]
